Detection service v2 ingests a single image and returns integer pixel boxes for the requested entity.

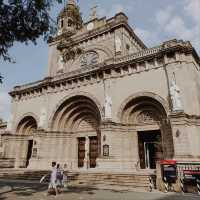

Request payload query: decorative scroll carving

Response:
[62,47,83,62]
[80,51,99,67]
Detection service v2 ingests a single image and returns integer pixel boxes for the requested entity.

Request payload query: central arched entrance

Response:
[52,95,102,169]
[120,95,174,169]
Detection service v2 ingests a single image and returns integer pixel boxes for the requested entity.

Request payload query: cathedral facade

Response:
[1,0,200,173]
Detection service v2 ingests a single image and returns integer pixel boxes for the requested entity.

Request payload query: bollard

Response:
[148,176,153,192]
[163,177,169,193]
[180,178,185,194]
[197,179,200,195]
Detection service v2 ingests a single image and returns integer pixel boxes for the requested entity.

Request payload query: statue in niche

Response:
[103,144,109,157]
[104,94,112,119]
[38,108,47,129]
[170,76,183,111]
[6,114,13,132]
[115,36,122,53]
[57,28,62,36]
[32,148,37,158]
[89,5,97,20]
[57,55,64,72]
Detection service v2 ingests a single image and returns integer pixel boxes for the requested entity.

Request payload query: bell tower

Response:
[57,0,83,35]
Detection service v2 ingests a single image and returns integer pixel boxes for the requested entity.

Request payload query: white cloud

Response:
[184,0,200,24]
[136,0,200,53]
[135,28,159,47]
[164,16,193,40]
[99,4,125,19]
[0,91,10,121]
[156,6,173,25]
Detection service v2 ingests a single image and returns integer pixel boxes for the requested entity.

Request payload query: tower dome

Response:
[57,0,83,35]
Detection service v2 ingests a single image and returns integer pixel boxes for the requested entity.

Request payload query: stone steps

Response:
[0,170,155,191]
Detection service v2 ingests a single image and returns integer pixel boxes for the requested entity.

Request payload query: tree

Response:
[0,0,60,61]
[0,0,63,83]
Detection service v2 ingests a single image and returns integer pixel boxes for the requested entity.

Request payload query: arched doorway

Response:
[120,96,174,169]
[51,95,101,168]
[16,116,37,167]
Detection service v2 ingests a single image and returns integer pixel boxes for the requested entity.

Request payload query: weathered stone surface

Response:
[0,2,200,191]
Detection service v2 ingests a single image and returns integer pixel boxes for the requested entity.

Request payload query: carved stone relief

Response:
[136,110,158,124]
[80,51,99,67]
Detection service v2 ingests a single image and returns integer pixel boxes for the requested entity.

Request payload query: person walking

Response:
[48,161,58,196]
[56,163,64,192]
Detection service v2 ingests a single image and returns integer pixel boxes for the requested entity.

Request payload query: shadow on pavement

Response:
[0,180,47,199]
[155,193,199,200]
[0,180,199,200]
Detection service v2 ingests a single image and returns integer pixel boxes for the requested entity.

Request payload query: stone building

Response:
[1,0,200,174]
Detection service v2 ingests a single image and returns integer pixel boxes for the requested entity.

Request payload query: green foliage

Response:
[0,0,59,62]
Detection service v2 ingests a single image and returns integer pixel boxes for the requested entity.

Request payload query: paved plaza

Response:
[0,180,199,200]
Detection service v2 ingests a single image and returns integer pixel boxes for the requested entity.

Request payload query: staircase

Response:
[0,169,50,182]
[68,172,155,191]
[0,170,155,191]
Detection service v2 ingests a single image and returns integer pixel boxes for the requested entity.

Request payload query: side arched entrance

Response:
[15,116,37,168]
[51,95,102,169]
[120,95,174,169]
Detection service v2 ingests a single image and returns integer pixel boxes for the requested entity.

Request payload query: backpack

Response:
[56,169,63,180]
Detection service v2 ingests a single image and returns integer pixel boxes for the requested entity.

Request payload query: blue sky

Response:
[0,0,200,121]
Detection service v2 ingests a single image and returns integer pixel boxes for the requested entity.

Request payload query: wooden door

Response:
[26,140,33,167]
[78,138,85,168]
[138,137,145,169]
[89,136,98,168]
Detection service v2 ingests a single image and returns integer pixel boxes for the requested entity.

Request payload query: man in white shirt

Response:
[48,162,58,195]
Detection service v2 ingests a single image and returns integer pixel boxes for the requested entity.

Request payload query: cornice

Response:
[9,39,199,100]
[169,112,200,126]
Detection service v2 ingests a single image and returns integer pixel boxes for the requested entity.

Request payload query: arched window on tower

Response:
[68,19,73,27]
[61,19,64,28]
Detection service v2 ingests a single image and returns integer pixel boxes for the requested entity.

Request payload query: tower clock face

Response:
[80,52,98,67]
[87,22,94,31]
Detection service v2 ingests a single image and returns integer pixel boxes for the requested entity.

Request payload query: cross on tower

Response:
[90,5,98,20]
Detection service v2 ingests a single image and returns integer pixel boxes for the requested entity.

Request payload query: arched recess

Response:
[16,116,37,135]
[119,94,174,169]
[51,95,102,168]
[51,95,102,132]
